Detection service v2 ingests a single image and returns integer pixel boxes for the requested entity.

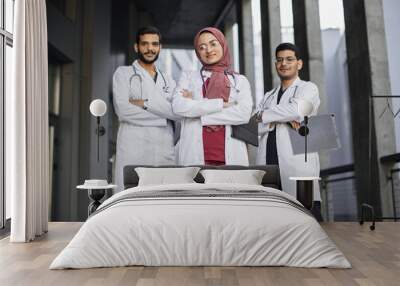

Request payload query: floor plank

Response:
[0,222,399,286]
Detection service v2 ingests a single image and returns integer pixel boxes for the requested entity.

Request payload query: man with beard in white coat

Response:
[256,43,322,218]
[113,26,179,193]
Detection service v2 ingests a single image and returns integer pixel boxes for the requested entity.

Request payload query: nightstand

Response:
[289,176,320,210]
[77,181,117,216]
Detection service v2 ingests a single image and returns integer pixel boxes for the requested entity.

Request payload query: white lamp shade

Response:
[89,99,107,117]
[297,99,313,117]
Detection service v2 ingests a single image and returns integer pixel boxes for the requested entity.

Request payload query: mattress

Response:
[50,183,350,269]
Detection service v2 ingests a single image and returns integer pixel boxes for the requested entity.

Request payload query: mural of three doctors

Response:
[112,26,321,210]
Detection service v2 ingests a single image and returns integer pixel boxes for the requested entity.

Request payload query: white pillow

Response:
[200,169,266,185]
[135,167,201,186]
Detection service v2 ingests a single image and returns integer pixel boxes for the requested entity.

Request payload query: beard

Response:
[138,50,159,64]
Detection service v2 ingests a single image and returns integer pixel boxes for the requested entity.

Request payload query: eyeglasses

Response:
[275,57,297,64]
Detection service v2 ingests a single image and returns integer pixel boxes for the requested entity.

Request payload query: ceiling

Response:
[133,0,235,47]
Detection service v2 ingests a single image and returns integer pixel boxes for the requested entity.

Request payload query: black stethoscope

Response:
[129,65,170,99]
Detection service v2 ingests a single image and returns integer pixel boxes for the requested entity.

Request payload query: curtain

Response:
[7,0,49,242]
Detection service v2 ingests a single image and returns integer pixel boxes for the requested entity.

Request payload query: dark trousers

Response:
[266,129,278,165]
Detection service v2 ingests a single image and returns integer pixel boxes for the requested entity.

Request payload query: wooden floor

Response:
[0,222,399,286]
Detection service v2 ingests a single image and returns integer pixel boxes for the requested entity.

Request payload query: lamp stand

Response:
[96,117,100,162]
[304,116,308,162]
[95,117,106,162]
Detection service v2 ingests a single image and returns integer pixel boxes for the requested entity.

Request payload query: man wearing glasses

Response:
[256,43,322,215]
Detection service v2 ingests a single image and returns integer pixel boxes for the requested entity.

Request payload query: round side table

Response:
[76,184,117,216]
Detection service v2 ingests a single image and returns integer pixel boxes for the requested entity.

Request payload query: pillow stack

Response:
[135,167,266,186]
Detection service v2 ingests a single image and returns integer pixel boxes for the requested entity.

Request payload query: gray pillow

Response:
[200,169,266,185]
[135,167,201,186]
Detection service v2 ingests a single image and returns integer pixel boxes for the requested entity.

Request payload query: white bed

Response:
[50,183,351,269]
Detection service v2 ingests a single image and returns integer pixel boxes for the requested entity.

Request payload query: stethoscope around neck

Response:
[258,85,298,110]
[255,85,299,120]
[200,68,240,93]
[129,64,170,99]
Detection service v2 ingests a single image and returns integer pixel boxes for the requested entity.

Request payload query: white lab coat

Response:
[113,60,179,192]
[256,77,321,200]
[172,70,253,165]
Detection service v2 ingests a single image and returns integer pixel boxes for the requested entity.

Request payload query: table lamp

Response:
[89,99,107,162]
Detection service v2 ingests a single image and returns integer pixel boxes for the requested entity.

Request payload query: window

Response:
[4,43,12,221]
[5,0,13,33]
[279,0,294,43]
[1,0,14,231]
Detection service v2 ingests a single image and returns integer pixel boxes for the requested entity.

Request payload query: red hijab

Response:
[194,27,235,102]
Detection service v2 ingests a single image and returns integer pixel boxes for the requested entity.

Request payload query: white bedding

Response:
[50,183,351,269]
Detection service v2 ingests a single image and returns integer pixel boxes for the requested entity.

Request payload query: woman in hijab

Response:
[172,27,253,166]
